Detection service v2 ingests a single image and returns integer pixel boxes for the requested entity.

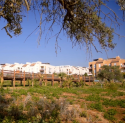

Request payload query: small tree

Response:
[97,65,123,83]
[83,73,88,86]
[58,72,67,87]
[84,73,88,77]
[64,75,73,88]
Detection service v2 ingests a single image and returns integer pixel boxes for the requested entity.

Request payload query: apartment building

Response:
[89,56,125,76]
[0,61,92,76]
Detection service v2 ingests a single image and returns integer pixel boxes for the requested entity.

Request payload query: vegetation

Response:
[0,0,125,52]
[104,109,117,121]
[58,72,67,87]
[97,65,123,82]
[123,72,125,79]
[0,80,125,122]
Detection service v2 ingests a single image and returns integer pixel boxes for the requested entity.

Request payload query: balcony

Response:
[121,65,125,68]
[88,72,92,75]
[40,69,44,72]
[89,67,92,69]
[69,71,72,74]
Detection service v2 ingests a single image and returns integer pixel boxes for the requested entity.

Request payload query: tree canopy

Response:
[0,0,125,52]
[97,65,123,82]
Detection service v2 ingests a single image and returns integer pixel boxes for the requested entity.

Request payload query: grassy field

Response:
[0,81,125,123]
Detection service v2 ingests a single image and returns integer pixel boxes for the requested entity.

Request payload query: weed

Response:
[102,98,118,107]
[80,103,84,108]
[72,120,79,123]
[90,102,104,112]
[18,103,23,110]
[67,99,74,105]
[118,99,125,108]
[9,105,23,120]
[107,83,118,91]
[102,98,125,108]
[51,93,59,99]
[32,96,39,102]
[104,109,117,121]
[80,111,87,117]
[11,92,20,99]
[95,115,99,119]
[85,94,101,102]
[18,89,27,95]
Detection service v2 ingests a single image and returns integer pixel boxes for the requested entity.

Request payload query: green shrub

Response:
[102,98,125,108]
[85,94,101,102]
[90,102,104,112]
[107,83,118,91]
[118,99,125,108]
[104,109,117,121]
[102,98,118,107]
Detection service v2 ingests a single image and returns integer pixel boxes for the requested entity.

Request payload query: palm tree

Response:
[66,75,73,88]
[58,72,67,87]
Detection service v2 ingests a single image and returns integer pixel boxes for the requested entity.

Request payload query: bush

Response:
[104,109,117,121]
[90,102,104,112]
[80,111,87,117]
[102,98,118,107]
[85,94,101,102]
[107,83,118,91]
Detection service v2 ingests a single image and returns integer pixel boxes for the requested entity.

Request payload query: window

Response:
[99,69,101,72]
[94,64,96,68]
[114,63,116,66]
[99,64,101,68]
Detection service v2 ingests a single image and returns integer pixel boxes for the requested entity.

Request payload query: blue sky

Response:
[0,1,125,67]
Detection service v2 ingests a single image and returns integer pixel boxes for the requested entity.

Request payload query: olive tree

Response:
[97,65,123,82]
[0,0,125,52]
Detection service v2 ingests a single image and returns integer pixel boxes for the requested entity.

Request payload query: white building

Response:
[0,61,92,76]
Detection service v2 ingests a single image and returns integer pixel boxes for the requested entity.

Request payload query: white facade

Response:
[0,61,92,76]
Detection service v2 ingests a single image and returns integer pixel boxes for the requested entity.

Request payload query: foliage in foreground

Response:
[0,81,125,122]
[0,0,125,52]
[0,93,79,123]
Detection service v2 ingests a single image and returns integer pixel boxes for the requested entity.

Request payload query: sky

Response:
[0,1,125,67]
